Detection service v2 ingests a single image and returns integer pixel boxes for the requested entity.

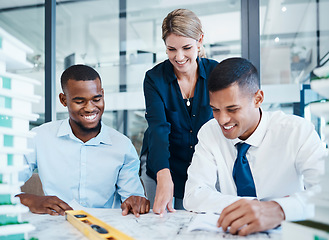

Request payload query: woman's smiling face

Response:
[165,33,202,74]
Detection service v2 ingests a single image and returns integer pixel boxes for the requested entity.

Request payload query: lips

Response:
[222,124,236,131]
[224,125,233,130]
[176,59,188,65]
[82,113,97,121]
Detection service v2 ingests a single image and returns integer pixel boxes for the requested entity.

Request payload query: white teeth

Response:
[84,114,97,120]
[223,125,234,130]
[176,59,188,64]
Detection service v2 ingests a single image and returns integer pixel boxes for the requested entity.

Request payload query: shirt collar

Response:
[165,57,206,83]
[57,118,112,145]
[231,108,268,148]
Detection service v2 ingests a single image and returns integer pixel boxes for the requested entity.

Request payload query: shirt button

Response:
[190,146,193,149]
[190,130,193,133]
[192,114,196,117]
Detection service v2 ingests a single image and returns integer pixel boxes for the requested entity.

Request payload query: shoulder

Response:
[102,124,133,146]
[200,57,218,66]
[145,60,169,79]
[199,58,218,71]
[197,119,231,151]
[31,120,64,135]
[30,120,67,145]
[198,118,221,137]
[266,110,314,133]
[144,60,173,91]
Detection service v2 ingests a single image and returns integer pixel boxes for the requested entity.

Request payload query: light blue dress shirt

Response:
[22,118,145,208]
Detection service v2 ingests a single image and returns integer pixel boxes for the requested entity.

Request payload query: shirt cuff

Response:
[121,193,146,203]
[272,196,314,221]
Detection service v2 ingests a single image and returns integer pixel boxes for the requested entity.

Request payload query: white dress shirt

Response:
[184,110,326,221]
[21,118,145,208]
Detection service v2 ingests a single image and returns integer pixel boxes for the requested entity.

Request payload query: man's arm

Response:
[270,122,326,221]
[184,124,242,213]
[185,135,285,236]
[16,193,72,216]
[17,130,73,216]
[218,120,326,235]
[116,141,150,216]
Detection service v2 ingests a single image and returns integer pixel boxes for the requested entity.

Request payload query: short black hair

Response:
[60,64,101,91]
[208,57,259,96]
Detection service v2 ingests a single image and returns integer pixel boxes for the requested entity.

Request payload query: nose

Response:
[175,50,184,61]
[84,101,96,112]
[214,111,231,126]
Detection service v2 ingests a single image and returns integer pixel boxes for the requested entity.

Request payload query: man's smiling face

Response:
[210,83,263,141]
[60,78,104,136]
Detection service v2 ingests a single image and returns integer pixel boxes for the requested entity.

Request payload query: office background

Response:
[0,0,328,153]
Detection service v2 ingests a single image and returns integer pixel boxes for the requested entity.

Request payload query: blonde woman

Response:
[140,9,218,215]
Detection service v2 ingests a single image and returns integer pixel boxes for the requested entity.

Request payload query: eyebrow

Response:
[72,97,85,101]
[226,105,239,108]
[72,94,103,101]
[209,104,239,109]
[167,44,192,49]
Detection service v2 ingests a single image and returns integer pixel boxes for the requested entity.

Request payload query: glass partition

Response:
[260,0,320,114]
[55,0,242,153]
[0,1,45,128]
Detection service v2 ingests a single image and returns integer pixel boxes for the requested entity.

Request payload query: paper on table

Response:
[187,212,223,233]
[187,212,282,237]
[68,199,90,211]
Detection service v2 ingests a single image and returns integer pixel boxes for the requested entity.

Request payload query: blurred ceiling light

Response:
[281,6,287,12]
[275,37,280,43]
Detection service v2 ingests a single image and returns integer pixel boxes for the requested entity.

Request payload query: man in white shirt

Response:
[183,57,326,236]
[17,64,150,217]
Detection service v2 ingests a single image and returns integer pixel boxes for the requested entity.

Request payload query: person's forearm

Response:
[184,183,241,213]
[15,193,31,207]
[153,168,175,214]
[157,168,172,182]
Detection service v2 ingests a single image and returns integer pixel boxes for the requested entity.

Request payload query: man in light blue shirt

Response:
[17,64,149,217]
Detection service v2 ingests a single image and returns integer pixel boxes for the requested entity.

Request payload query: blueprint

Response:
[23,205,282,240]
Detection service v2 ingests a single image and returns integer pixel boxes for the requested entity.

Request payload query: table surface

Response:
[22,209,282,240]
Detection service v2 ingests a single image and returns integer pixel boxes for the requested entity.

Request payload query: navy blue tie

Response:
[232,142,257,197]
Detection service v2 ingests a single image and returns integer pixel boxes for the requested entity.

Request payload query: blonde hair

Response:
[162,9,206,58]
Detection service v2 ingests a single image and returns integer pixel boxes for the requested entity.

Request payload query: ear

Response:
[197,34,204,47]
[254,89,264,107]
[59,93,67,107]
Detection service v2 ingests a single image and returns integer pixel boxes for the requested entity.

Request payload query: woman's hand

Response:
[152,168,176,216]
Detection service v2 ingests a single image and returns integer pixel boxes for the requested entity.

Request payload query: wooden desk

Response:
[22,209,282,240]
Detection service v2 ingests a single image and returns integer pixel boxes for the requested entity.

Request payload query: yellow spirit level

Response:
[65,210,134,240]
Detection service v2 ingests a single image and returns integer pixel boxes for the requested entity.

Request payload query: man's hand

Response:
[16,193,72,216]
[217,199,285,236]
[121,196,150,217]
[152,168,176,216]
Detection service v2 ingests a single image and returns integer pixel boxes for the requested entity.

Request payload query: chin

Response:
[225,135,236,140]
[78,119,102,133]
